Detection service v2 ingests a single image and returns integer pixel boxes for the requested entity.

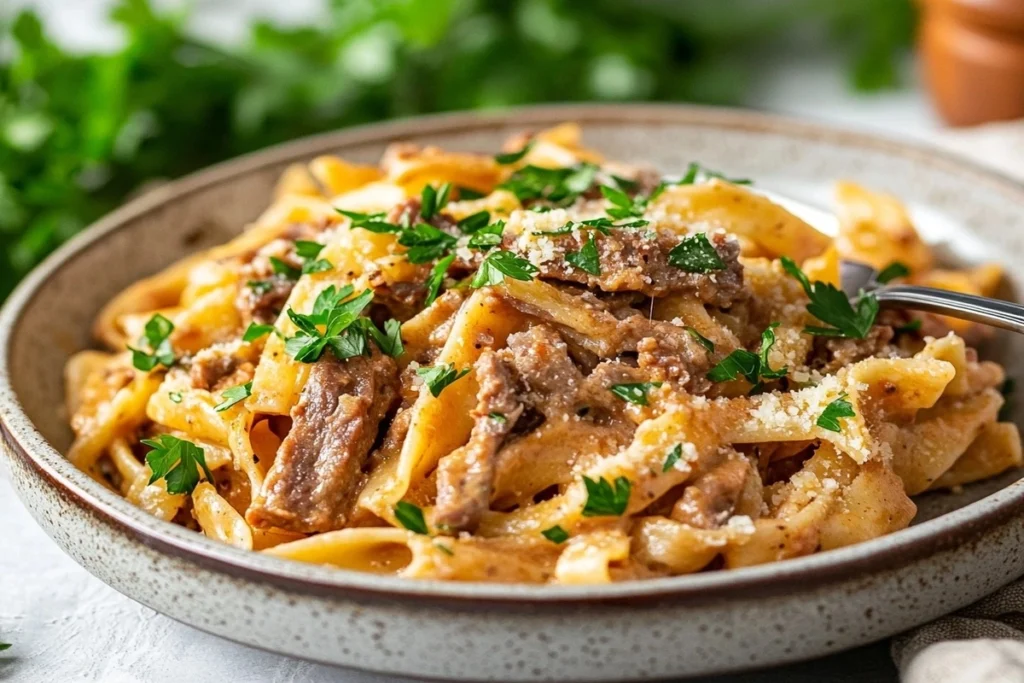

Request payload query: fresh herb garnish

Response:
[781,257,879,339]
[707,323,787,391]
[894,319,922,334]
[129,314,175,372]
[675,161,752,186]
[541,525,569,544]
[337,209,402,234]
[142,434,213,495]
[494,140,534,165]
[247,280,274,295]
[214,381,252,412]
[817,393,856,432]
[565,235,601,275]
[488,412,507,423]
[168,391,183,403]
[467,221,504,250]
[609,381,663,406]
[498,163,598,206]
[600,184,646,220]
[269,256,301,280]
[667,233,725,273]
[457,210,491,234]
[398,223,458,264]
[0,643,11,652]
[662,444,683,472]
[283,286,400,362]
[434,541,455,556]
[581,475,632,517]
[424,253,455,306]
[394,501,429,535]
[456,186,486,200]
[686,327,715,353]
[367,318,404,358]
[416,363,470,397]
[470,250,538,287]
[242,322,278,342]
[420,183,452,221]
[876,261,909,284]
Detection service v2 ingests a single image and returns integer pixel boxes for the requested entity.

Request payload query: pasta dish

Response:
[65,124,1022,584]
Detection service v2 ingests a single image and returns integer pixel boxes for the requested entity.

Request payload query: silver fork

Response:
[840,261,1024,335]
[751,188,1024,335]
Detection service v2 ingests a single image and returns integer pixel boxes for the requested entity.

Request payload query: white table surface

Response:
[1,2,952,681]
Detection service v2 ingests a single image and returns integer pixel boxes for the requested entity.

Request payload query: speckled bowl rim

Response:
[3,103,1024,609]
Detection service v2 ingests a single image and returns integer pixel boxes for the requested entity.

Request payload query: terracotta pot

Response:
[919,0,1024,126]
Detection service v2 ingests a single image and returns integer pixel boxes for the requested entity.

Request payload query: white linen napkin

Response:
[890,120,1024,683]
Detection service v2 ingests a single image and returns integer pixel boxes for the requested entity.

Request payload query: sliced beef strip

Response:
[501,324,584,419]
[809,323,897,375]
[618,316,715,392]
[246,351,399,533]
[434,351,524,532]
[671,456,751,529]
[503,229,744,305]
[188,342,258,392]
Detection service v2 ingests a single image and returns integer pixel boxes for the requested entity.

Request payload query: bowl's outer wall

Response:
[5,105,1024,680]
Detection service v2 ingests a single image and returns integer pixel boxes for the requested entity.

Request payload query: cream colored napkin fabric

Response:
[891,120,1024,683]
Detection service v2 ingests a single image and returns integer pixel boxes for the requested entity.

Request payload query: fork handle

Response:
[875,285,1024,335]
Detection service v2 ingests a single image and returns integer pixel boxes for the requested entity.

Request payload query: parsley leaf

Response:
[894,319,922,334]
[609,381,663,406]
[425,253,455,306]
[366,318,404,358]
[247,280,274,295]
[686,327,715,352]
[488,412,507,423]
[434,541,455,556]
[456,186,485,200]
[294,240,325,260]
[876,261,910,284]
[662,444,683,472]
[283,287,375,363]
[499,163,598,205]
[581,476,631,516]
[600,184,645,219]
[338,209,402,234]
[467,221,504,250]
[667,233,725,273]
[243,322,278,342]
[129,314,175,372]
[301,258,333,275]
[565,235,601,275]
[470,250,538,287]
[416,363,470,397]
[420,183,452,221]
[494,140,534,165]
[269,256,301,280]
[0,643,10,651]
[675,161,752,186]
[707,323,787,390]
[142,434,213,495]
[399,223,458,264]
[168,391,183,404]
[457,210,491,234]
[781,257,879,339]
[394,501,429,535]
[214,381,252,412]
[817,393,856,432]
[541,525,569,544]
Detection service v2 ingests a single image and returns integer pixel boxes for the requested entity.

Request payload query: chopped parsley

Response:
[337,209,402,234]
[283,285,401,363]
[457,210,491,234]
[242,322,278,342]
[541,525,569,544]
[269,256,301,279]
[398,223,458,264]
[142,434,213,495]
[424,253,455,306]
[707,323,787,392]
[467,221,504,250]
[581,475,632,517]
[565,235,601,275]
[675,161,752,186]
[456,186,485,200]
[0,643,10,652]
[433,541,455,556]
[781,257,879,339]
[876,261,910,284]
[609,381,663,406]
[498,163,598,206]
[662,444,683,473]
[394,501,429,535]
[168,391,183,404]
[420,183,452,221]
[494,140,534,165]
[600,184,646,220]
[894,318,922,334]
[667,233,725,273]
[488,412,507,423]
[686,327,715,353]
[470,250,538,288]
[128,314,175,372]
[817,393,856,432]
[214,381,252,412]
[416,363,470,397]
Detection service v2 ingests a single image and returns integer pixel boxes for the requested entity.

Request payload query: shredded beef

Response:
[188,343,257,392]
[236,277,294,325]
[810,324,896,374]
[434,351,524,532]
[504,229,744,305]
[502,325,583,418]
[247,351,398,533]
[671,456,750,529]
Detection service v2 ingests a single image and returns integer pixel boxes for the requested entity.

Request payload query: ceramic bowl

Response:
[3,104,1024,682]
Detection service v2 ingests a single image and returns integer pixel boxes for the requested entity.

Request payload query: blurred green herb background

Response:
[0,0,914,299]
